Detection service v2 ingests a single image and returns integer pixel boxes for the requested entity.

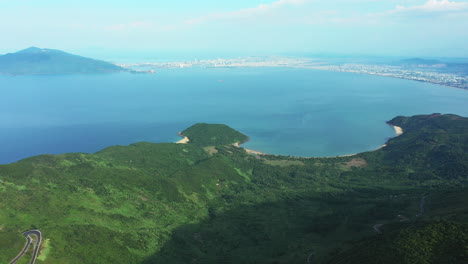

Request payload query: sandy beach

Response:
[176,133,190,144]
[393,125,404,136]
[232,123,405,158]
[244,149,266,155]
[182,123,405,157]
[232,142,266,155]
[326,125,403,157]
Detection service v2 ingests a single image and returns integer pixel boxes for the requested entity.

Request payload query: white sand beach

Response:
[232,142,265,155]
[393,125,404,136]
[244,148,266,155]
[229,123,405,158]
[176,133,190,144]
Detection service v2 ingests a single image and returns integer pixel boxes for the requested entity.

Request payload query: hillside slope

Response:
[0,47,127,74]
[0,115,467,263]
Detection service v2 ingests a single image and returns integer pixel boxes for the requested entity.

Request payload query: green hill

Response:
[364,113,468,182]
[181,123,249,147]
[0,47,127,74]
[0,117,467,263]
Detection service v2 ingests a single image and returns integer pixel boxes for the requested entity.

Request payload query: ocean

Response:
[1,67,467,164]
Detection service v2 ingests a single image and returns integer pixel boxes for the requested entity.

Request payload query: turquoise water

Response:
[1,67,467,164]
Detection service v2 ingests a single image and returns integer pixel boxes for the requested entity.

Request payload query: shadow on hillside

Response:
[142,190,415,264]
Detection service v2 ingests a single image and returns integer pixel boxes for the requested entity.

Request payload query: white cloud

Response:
[392,0,468,13]
[185,0,310,25]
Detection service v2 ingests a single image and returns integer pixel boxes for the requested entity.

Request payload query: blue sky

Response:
[1,0,468,57]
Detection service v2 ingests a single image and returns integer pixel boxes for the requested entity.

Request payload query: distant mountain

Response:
[395,58,468,75]
[399,58,443,65]
[0,47,127,74]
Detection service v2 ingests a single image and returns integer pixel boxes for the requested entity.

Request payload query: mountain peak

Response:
[16,47,44,54]
[0,47,127,74]
[401,58,442,65]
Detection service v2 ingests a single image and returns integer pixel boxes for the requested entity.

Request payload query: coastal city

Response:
[120,56,468,90]
[118,56,319,70]
[311,63,468,90]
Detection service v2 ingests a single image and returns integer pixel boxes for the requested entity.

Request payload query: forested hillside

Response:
[0,114,467,264]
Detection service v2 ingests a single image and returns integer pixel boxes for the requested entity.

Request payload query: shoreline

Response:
[118,62,467,91]
[232,142,266,155]
[233,124,405,159]
[393,125,404,136]
[301,66,468,91]
[176,132,189,144]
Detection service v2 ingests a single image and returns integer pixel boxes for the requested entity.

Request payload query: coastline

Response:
[176,132,190,144]
[233,124,405,159]
[303,66,468,91]
[232,141,266,155]
[393,125,404,136]
[119,61,467,91]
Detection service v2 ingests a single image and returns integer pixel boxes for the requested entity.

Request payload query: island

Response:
[0,114,467,264]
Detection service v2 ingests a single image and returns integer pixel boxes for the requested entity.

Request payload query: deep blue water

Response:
[1,67,467,164]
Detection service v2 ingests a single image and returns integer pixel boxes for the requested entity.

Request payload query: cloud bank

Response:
[392,0,468,13]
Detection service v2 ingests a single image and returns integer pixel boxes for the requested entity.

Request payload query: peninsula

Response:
[0,114,467,264]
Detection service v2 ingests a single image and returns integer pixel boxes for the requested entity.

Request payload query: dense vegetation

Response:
[181,123,249,147]
[327,221,468,264]
[0,114,467,264]
[0,47,126,74]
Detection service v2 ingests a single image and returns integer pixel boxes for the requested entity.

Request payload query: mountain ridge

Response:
[0,47,127,75]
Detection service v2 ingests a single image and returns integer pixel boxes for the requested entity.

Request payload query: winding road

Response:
[373,194,428,234]
[9,230,42,264]
[373,224,384,234]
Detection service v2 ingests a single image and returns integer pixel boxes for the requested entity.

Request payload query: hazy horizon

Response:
[2,47,468,65]
[1,0,468,58]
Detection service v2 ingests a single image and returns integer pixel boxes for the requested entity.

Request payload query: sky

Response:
[1,0,468,58]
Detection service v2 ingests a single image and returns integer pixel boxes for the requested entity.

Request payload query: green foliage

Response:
[0,114,467,263]
[327,221,468,264]
[181,123,249,147]
[381,114,468,181]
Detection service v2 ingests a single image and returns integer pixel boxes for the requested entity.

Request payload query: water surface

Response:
[1,67,467,164]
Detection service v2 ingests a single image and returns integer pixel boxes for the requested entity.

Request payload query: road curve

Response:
[416,195,427,217]
[9,235,32,264]
[373,194,428,234]
[373,224,384,234]
[9,230,42,264]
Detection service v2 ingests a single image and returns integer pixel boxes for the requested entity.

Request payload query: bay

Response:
[0,67,467,164]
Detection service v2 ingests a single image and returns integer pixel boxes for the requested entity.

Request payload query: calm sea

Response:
[1,67,467,164]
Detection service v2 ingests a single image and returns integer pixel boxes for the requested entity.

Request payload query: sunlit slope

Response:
[0,115,467,263]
